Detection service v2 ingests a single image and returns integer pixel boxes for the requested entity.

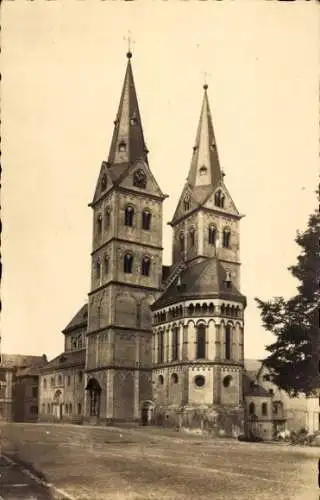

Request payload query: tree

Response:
[255,206,320,396]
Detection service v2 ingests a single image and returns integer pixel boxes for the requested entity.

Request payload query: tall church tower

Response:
[85,51,166,424]
[151,84,246,436]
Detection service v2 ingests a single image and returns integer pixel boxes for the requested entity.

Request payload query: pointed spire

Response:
[187,84,222,188]
[107,51,148,166]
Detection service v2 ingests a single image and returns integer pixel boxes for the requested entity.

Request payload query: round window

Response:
[171,373,178,384]
[158,375,164,385]
[223,375,232,388]
[194,375,205,387]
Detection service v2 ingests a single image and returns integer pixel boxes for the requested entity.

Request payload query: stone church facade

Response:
[38,51,247,436]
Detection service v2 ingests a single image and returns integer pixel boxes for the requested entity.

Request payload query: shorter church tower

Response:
[151,84,246,436]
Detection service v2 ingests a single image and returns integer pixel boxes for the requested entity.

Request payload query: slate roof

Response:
[152,257,246,310]
[62,304,88,333]
[40,349,86,373]
[0,354,47,370]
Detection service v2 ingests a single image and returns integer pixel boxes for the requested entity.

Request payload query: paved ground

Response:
[0,423,318,500]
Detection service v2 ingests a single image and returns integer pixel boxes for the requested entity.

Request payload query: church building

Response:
[38,50,247,436]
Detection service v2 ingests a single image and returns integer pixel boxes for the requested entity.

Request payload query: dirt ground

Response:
[0,422,317,500]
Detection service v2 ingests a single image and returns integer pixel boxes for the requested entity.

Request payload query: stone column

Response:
[106,369,114,419]
[182,324,188,360]
[168,327,172,362]
[188,322,196,360]
[179,323,184,360]
[207,321,216,360]
[215,324,221,361]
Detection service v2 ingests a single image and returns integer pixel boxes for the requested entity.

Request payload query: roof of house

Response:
[0,354,47,370]
[62,304,88,333]
[243,372,271,397]
[40,349,86,373]
[152,257,246,310]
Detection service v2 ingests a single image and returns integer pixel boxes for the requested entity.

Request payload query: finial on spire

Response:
[124,30,135,59]
[202,71,211,90]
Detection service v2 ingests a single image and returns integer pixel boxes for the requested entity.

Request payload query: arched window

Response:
[214,190,225,208]
[223,375,232,388]
[209,303,215,314]
[78,403,82,415]
[183,194,190,211]
[97,214,102,234]
[249,402,255,415]
[124,206,134,227]
[208,225,216,245]
[142,209,151,230]
[262,402,268,416]
[43,378,47,389]
[95,259,101,280]
[103,255,109,275]
[172,326,179,361]
[158,331,164,363]
[188,304,194,315]
[100,174,107,192]
[196,324,206,359]
[141,256,151,276]
[118,141,126,152]
[124,253,133,273]
[225,324,232,360]
[104,207,111,229]
[190,228,195,247]
[58,375,62,385]
[223,229,231,248]
[158,374,164,385]
[179,232,185,252]
[171,373,178,384]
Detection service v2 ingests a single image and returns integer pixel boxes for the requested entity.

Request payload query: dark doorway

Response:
[85,378,102,418]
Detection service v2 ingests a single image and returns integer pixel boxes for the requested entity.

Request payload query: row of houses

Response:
[1,351,319,440]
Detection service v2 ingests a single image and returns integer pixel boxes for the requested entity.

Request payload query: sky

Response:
[2,1,319,361]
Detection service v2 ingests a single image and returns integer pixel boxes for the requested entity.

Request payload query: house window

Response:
[214,190,225,208]
[225,324,232,360]
[124,206,134,227]
[43,378,47,389]
[249,402,255,415]
[223,229,231,248]
[97,214,102,234]
[32,387,38,398]
[104,207,111,229]
[179,232,185,252]
[172,327,179,361]
[118,141,126,152]
[141,256,151,276]
[78,336,83,349]
[58,375,62,385]
[50,377,55,387]
[124,253,133,273]
[190,228,195,247]
[142,210,151,230]
[223,375,232,388]
[158,331,164,363]
[262,402,268,416]
[67,376,71,386]
[196,324,206,359]
[158,375,164,385]
[78,372,83,383]
[103,255,109,275]
[208,225,216,245]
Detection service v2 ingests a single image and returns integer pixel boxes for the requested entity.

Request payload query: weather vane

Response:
[124,30,135,57]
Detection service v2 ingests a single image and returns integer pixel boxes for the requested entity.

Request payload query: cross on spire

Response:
[124,30,135,58]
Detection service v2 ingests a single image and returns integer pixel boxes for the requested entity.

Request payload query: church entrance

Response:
[85,378,101,421]
[140,401,154,426]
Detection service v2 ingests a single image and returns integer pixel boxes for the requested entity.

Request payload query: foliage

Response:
[255,206,320,396]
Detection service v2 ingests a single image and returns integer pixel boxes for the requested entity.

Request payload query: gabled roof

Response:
[243,372,271,397]
[62,304,88,333]
[40,349,85,373]
[0,354,47,370]
[152,257,246,310]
